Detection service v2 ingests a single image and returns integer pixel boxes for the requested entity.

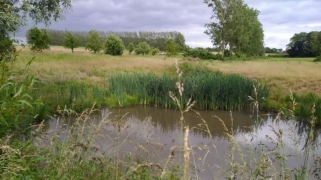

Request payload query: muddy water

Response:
[43,106,321,179]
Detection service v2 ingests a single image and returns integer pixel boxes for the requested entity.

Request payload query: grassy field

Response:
[15,46,320,102]
[3,46,321,179]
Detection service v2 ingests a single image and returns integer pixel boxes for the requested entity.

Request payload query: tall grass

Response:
[30,81,109,116]
[284,92,321,125]
[108,67,269,110]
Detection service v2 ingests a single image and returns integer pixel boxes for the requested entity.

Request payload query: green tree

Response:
[104,35,125,56]
[204,0,264,57]
[85,30,103,53]
[305,31,321,56]
[175,33,186,51]
[166,39,179,57]
[128,43,135,54]
[0,0,72,61]
[151,48,160,55]
[63,31,79,53]
[287,31,321,57]
[27,27,51,52]
[135,42,151,55]
[286,32,307,57]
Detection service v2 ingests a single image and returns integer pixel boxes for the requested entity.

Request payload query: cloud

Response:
[19,0,321,49]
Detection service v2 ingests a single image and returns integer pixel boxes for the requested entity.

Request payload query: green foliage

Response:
[135,42,151,55]
[204,0,264,57]
[108,67,269,110]
[128,43,135,54]
[0,35,16,62]
[265,47,282,53]
[27,27,51,52]
[0,0,72,60]
[151,48,160,55]
[313,55,321,62]
[267,54,289,58]
[0,58,37,136]
[104,35,125,56]
[284,93,321,125]
[47,30,185,51]
[174,33,186,51]
[85,30,103,53]
[183,48,222,60]
[30,81,109,113]
[287,31,321,57]
[166,39,179,57]
[63,31,79,53]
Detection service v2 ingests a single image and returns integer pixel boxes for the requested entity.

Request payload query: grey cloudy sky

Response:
[23,0,321,49]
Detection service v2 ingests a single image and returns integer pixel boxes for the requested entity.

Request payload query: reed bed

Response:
[30,81,109,116]
[108,68,269,110]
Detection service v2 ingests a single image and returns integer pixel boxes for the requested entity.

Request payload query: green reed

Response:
[108,68,269,110]
[30,81,109,114]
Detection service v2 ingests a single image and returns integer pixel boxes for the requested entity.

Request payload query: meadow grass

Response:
[15,46,321,98]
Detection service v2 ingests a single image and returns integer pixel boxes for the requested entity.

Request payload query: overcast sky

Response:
[20,0,321,49]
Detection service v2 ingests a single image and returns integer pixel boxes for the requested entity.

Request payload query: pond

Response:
[41,106,321,179]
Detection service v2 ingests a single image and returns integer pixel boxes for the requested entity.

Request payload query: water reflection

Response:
[108,106,267,138]
[42,106,321,179]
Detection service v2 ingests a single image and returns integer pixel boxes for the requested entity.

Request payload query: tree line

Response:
[286,31,321,57]
[46,29,186,51]
[27,27,181,57]
[265,47,283,53]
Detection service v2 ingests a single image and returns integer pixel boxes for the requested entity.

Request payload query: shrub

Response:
[183,48,220,60]
[151,48,160,56]
[104,35,125,56]
[128,43,135,55]
[267,53,289,58]
[135,42,151,55]
[313,55,321,62]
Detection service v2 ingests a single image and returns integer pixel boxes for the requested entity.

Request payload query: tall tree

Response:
[204,0,264,57]
[166,39,179,57]
[63,31,79,53]
[286,32,308,57]
[27,27,51,52]
[174,33,186,51]
[305,31,321,56]
[287,31,321,57]
[85,30,103,53]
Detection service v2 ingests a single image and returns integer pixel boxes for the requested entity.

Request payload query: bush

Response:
[183,48,221,60]
[151,48,160,56]
[313,55,321,62]
[128,43,135,55]
[267,53,289,58]
[104,35,125,56]
[135,42,151,55]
